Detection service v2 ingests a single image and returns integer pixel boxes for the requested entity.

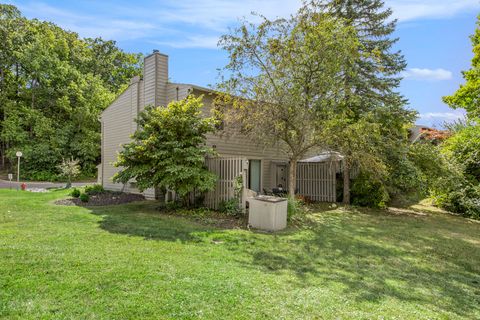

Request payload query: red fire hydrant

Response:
[21,183,27,191]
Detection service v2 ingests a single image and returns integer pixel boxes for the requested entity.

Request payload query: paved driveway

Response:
[0,179,91,189]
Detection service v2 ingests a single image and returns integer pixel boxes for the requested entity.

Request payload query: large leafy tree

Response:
[0,4,141,178]
[313,0,415,203]
[443,15,480,120]
[113,96,218,205]
[217,8,359,198]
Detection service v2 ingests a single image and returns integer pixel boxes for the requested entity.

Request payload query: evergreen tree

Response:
[310,0,414,204]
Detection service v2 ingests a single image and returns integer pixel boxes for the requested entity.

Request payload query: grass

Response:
[0,189,479,319]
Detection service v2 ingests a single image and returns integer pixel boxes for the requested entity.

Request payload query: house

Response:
[409,124,450,144]
[99,50,339,208]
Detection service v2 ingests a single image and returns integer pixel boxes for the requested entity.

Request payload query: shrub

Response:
[432,184,480,219]
[287,196,304,220]
[219,198,242,217]
[70,188,81,198]
[79,193,89,203]
[84,184,105,195]
[26,170,59,182]
[165,201,183,211]
[351,172,389,208]
[57,158,81,188]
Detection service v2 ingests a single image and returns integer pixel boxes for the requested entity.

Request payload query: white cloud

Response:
[418,112,465,121]
[11,0,480,48]
[402,68,453,81]
[389,0,479,22]
[151,36,220,49]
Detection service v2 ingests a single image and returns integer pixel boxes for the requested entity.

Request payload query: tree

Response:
[113,96,218,205]
[217,9,359,198]
[443,15,480,120]
[57,158,81,188]
[0,5,142,178]
[312,0,415,203]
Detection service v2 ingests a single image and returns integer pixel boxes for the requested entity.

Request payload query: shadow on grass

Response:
[87,201,480,318]
[232,211,480,317]
[87,201,221,243]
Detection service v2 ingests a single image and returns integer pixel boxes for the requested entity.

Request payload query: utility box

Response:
[248,196,288,231]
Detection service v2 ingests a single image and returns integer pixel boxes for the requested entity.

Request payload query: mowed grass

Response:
[0,189,479,319]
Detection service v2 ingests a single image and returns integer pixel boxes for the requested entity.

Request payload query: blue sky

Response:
[8,0,480,127]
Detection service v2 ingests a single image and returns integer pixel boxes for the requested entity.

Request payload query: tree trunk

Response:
[343,161,351,205]
[288,158,297,199]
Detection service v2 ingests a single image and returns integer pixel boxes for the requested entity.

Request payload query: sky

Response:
[7,0,480,127]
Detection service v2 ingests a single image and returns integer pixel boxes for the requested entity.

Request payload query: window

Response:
[248,160,261,192]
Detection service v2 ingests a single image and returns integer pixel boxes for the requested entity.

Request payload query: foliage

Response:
[113,96,218,205]
[443,15,480,120]
[70,188,81,198]
[25,170,60,182]
[57,158,81,188]
[84,184,105,196]
[0,5,142,178]
[442,124,480,181]
[218,175,244,216]
[311,0,416,204]
[287,196,305,220]
[405,141,480,219]
[217,6,359,198]
[432,185,480,219]
[351,172,390,208]
[438,15,480,219]
[233,175,243,199]
[79,193,89,203]
[218,198,242,217]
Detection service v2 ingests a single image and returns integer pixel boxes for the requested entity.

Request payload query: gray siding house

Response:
[100,51,338,207]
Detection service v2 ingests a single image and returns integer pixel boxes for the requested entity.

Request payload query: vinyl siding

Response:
[194,91,291,191]
[100,52,324,199]
[101,80,155,198]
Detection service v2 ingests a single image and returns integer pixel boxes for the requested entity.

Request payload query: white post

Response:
[17,156,20,183]
[15,151,22,189]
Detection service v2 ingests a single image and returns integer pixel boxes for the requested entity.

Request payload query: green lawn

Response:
[1,189,479,319]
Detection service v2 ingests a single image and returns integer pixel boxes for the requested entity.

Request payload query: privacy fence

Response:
[296,162,337,202]
[204,157,246,210]
[203,156,338,209]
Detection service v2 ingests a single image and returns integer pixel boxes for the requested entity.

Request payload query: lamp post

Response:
[16,151,22,186]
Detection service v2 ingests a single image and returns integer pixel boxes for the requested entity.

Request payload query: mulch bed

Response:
[160,210,247,229]
[55,192,145,207]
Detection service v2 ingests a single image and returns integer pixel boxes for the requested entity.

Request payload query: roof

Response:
[172,82,217,94]
[299,151,343,163]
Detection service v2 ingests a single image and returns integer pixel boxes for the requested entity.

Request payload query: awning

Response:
[299,151,343,163]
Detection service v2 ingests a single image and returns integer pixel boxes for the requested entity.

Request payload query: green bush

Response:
[25,170,59,182]
[351,172,389,208]
[432,184,480,219]
[84,184,105,195]
[165,201,183,211]
[287,196,304,220]
[219,198,242,217]
[70,188,81,198]
[79,193,89,203]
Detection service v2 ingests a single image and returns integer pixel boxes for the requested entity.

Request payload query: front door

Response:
[275,164,287,189]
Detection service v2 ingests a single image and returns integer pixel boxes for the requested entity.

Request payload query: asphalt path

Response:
[0,179,91,189]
